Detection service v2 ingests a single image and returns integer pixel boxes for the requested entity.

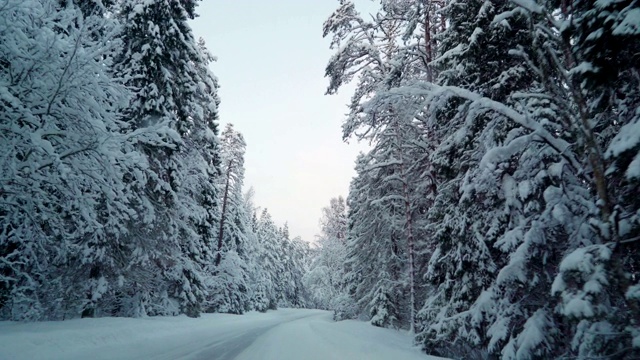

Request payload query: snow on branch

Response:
[364,81,582,171]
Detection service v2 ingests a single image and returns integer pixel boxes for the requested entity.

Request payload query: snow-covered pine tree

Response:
[113,0,218,317]
[215,124,247,265]
[360,4,580,357]
[326,0,637,358]
[246,209,310,311]
[207,123,251,314]
[324,0,440,331]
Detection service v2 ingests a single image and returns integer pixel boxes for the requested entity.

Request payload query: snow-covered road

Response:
[0,309,446,360]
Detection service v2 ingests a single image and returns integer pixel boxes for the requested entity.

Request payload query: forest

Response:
[309,0,640,359]
[0,0,308,321]
[1,0,640,359]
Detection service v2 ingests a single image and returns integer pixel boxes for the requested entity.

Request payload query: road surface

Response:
[0,308,446,360]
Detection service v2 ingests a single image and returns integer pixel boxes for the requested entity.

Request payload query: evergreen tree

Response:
[207,123,251,314]
[325,0,640,358]
[411,1,538,356]
[304,197,348,310]
[343,152,406,329]
[215,123,247,265]
[254,209,283,311]
[324,0,439,331]
[0,0,311,323]
[239,188,262,311]
[284,235,311,308]
[113,0,218,317]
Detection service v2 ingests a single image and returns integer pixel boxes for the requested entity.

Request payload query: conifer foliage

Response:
[0,0,309,321]
[207,123,250,314]
[304,197,348,311]
[324,0,639,359]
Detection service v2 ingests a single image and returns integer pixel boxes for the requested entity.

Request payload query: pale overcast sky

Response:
[190,1,375,242]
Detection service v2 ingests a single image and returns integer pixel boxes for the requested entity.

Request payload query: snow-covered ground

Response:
[0,308,447,360]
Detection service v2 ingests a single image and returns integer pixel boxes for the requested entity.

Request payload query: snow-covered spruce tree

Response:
[245,211,311,311]
[341,152,405,329]
[512,0,640,357]
[303,197,349,311]
[281,235,311,308]
[238,188,262,311]
[342,114,436,329]
[0,0,144,320]
[371,0,640,357]
[325,1,638,358]
[361,3,587,357]
[438,0,640,357]
[113,0,219,318]
[327,1,561,357]
[401,1,542,357]
[172,34,222,318]
[274,225,291,307]
[253,209,283,311]
[272,224,297,307]
[207,123,251,314]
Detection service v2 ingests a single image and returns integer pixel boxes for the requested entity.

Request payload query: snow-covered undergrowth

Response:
[0,309,446,360]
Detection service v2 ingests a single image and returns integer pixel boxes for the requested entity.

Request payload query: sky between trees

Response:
[189,0,376,242]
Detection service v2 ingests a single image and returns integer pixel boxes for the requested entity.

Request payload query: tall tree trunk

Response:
[424,1,433,82]
[401,163,416,334]
[394,120,417,333]
[215,161,233,267]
